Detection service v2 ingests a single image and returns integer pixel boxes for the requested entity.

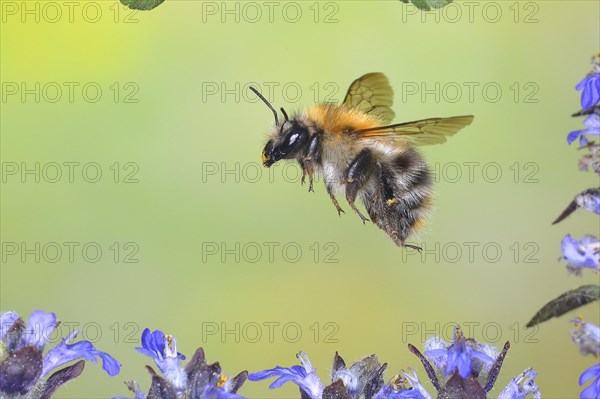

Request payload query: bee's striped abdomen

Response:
[363,147,432,247]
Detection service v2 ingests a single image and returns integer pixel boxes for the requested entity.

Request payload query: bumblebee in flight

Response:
[251,73,474,250]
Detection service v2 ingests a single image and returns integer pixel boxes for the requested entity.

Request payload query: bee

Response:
[251,73,474,251]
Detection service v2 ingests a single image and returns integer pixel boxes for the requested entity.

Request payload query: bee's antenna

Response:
[249,86,279,125]
[280,107,289,122]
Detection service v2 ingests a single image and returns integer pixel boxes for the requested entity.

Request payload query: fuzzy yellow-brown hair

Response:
[305,103,383,135]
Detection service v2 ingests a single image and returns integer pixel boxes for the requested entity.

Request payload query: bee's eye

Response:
[266,125,308,165]
[286,132,299,146]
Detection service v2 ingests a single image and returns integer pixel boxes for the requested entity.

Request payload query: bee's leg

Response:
[300,133,322,193]
[344,149,376,224]
[326,184,345,216]
[401,242,423,252]
[299,160,314,192]
[388,231,419,251]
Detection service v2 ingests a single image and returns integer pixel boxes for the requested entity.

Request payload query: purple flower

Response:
[42,330,121,378]
[571,318,600,398]
[561,234,600,275]
[135,328,187,390]
[117,328,248,399]
[571,317,600,357]
[580,363,600,399]
[0,310,120,397]
[249,352,386,399]
[576,73,600,109]
[568,113,600,145]
[424,326,494,379]
[248,352,325,399]
[408,325,540,399]
[498,368,541,399]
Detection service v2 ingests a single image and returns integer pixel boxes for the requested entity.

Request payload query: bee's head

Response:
[250,86,309,167]
[262,119,310,167]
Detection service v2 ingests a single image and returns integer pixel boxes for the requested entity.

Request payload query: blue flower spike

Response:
[135,328,187,390]
[250,352,388,399]
[570,55,600,179]
[408,325,540,399]
[575,54,600,111]
[248,351,324,399]
[560,234,600,275]
[424,326,495,379]
[250,332,540,399]
[117,328,248,399]
[570,317,600,399]
[564,54,600,399]
[568,113,600,145]
[0,310,120,398]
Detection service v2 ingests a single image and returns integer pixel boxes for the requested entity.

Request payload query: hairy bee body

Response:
[252,73,473,250]
[265,103,432,248]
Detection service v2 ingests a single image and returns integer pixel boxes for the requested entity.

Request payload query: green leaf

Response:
[120,0,165,11]
[400,0,454,11]
[526,284,600,328]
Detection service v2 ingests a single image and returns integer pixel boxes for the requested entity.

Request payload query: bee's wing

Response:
[354,115,474,146]
[342,73,395,125]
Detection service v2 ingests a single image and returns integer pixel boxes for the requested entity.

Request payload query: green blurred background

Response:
[1,0,599,397]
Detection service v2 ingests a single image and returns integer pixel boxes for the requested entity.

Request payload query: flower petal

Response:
[579,364,600,385]
[561,234,599,271]
[202,385,248,399]
[249,365,307,387]
[498,368,541,399]
[136,328,165,360]
[580,378,600,399]
[471,350,495,365]
[584,114,600,130]
[0,311,19,340]
[402,368,433,399]
[423,349,447,358]
[456,352,472,379]
[577,74,600,109]
[569,129,584,144]
[23,310,57,351]
[248,356,323,399]
[41,332,121,378]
